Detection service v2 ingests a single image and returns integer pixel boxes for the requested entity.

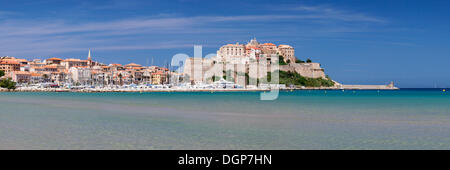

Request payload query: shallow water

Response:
[0,89,449,149]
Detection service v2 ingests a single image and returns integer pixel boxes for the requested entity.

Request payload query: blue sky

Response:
[1,0,449,87]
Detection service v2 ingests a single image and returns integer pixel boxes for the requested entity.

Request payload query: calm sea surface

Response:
[0,89,449,149]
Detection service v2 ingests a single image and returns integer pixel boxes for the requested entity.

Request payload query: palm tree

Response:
[130,74,134,84]
[42,74,49,82]
[118,73,123,86]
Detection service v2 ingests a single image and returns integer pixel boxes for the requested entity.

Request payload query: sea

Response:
[0,88,449,149]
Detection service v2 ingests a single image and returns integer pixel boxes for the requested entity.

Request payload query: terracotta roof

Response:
[47,57,63,61]
[72,66,89,68]
[44,65,58,68]
[0,60,20,65]
[153,71,164,75]
[16,59,28,62]
[33,66,45,69]
[278,44,293,48]
[125,63,141,67]
[13,71,30,75]
[31,73,42,77]
[64,58,81,62]
[263,43,276,46]
[64,58,87,62]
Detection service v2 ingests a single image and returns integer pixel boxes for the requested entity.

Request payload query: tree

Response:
[0,78,16,89]
[118,73,123,86]
[42,74,49,82]
[130,74,134,84]
[295,59,305,63]
[278,55,287,65]
[265,70,335,87]
[306,58,312,63]
[0,70,4,77]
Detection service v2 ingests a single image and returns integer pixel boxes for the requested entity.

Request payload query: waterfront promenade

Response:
[0,84,398,93]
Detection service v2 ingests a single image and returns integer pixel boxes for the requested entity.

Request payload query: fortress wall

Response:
[184,58,328,85]
[280,63,326,79]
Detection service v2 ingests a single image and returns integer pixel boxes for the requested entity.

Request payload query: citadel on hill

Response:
[184,38,328,85]
[183,38,396,89]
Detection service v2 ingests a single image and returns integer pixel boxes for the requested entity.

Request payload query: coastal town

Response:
[0,38,397,92]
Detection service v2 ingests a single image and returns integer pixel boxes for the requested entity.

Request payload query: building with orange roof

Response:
[108,63,124,72]
[125,63,142,69]
[277,44,295,63]
[30,72,43,84]
[43,64,62,72]
[1,49,179,85]
[11,71,31,83]
[14,58,29,65]
[46,57,63,65]
[50,71,67,84]
[0,59,20,77]
[151,71,167,85]
[30,66,45,73]
[260,43,278,55]
[61,58,88,69]
[217,42,245,58]
[262,43,276,46]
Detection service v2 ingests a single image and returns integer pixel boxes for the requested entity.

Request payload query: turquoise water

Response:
[0,89,449,149]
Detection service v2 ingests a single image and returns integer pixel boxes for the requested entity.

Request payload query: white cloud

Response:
[286,5,385,23]
[0,6,387,57]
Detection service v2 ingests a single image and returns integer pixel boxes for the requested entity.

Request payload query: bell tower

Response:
[88,49,92,67]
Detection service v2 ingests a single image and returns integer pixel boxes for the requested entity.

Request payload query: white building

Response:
[277,44,295,63]
[69,67,91,85]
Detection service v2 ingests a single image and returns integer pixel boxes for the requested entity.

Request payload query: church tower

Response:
[88,49,93,67]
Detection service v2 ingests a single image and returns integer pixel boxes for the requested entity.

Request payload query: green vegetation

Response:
[278,55,288,65]
[264,70,334,87]
[207,70,236,82]
[0,70,4,77]
[207,76,223,82]
[206,69,334,88]
[0,78,16,89]
[295,59,305,63]
[306,58,312,63]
